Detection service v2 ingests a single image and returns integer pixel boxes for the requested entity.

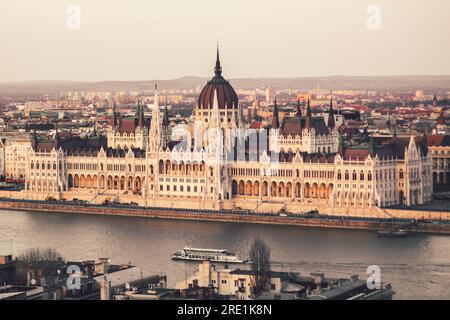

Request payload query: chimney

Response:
[97,257,110,274]
[311,273,324,287]
[100,276,111,300]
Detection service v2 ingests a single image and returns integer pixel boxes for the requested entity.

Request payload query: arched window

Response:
[352,171,357,180]
[345,171,349,180]
[399,170,404,179]
[368,171,372,181]
[360,171,364,181]
[337,171,342,180]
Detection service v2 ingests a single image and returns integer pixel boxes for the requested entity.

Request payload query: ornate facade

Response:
[17,50,433,215]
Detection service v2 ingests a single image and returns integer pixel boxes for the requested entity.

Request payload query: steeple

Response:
[214,43,222,77]
[154,83,159,110]
[161,102,171,149]
[328,93,335,129]
[272,98,280,129]
[149,84,162,152]
[305,98,312,130]
[211,89,221,128]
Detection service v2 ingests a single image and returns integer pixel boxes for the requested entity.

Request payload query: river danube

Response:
[1,209,450,299]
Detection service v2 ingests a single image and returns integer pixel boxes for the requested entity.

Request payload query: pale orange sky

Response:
[1,0,449,81]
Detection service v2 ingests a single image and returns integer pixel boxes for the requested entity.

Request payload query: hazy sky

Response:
[1,0,450,81]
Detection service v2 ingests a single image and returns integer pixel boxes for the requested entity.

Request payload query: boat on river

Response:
[171,247,248,263]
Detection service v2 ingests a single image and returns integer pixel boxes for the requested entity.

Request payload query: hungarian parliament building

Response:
[11,51,433,216]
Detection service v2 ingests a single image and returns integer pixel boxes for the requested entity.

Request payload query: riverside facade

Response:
[3,51,433,216]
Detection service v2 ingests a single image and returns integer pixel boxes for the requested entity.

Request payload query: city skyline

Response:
[1,1,450,305]
[1,0,450,82]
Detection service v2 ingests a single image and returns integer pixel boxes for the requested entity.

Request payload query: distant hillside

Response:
[1,76,450,96]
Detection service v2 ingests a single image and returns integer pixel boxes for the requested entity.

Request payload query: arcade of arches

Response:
[231,179,334,200]
[68,174,145,194]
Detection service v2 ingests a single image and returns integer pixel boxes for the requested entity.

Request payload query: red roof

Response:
[425,134,450,147]
[249,121,262,129]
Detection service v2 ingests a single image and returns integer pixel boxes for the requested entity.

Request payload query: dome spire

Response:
[215,42,222,77]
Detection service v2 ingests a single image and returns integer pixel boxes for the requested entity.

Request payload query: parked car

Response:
[417,219,433,224]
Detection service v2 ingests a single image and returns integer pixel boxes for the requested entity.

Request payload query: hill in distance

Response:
[1,75,450,96]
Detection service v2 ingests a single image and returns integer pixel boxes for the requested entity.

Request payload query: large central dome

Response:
[198,48,239,110]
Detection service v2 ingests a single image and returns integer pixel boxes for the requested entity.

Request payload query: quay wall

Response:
[1,189,450,221]
[0,200,450,235]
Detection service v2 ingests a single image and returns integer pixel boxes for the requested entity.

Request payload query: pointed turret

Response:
[305,98,312,130]
[328,94,335,129]
[211,89,221,128]
[272,98,280,129]
[154,83,159,110]
[214,43,222,77]
[149,84,162,152]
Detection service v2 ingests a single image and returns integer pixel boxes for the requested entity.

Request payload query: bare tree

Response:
[18,247,63,263]
[249,237,271,293]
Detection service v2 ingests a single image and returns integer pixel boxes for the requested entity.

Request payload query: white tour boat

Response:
[171,247,248,264]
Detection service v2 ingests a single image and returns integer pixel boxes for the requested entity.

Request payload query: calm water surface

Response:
[1,209,450,299]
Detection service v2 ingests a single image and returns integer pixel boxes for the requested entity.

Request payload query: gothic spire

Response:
[272,98,280,129]
[328,93,335,129]
[214,44,222,77]
[305,98,312,130]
